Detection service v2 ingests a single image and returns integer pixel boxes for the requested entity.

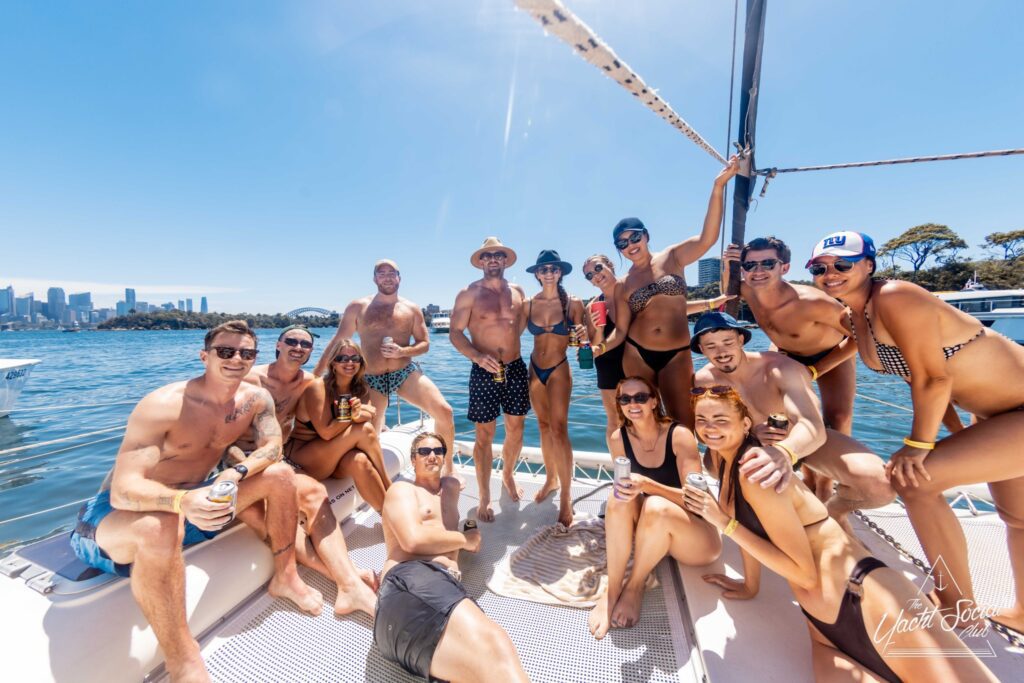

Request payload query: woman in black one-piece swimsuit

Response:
[682,387,997,682]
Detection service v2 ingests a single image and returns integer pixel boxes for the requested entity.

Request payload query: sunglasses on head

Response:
[211,346,259,361]
[741,258,781,272]
[617,392,652,405]
[808,259,856,276]
[584,263,607,281]
[479,251,507,262]
[614,231,646,251]
[690,385,736,398]
[282,337,313,350]
[535,265,560,275]
[415,446,447,457]
[334,354,362,364]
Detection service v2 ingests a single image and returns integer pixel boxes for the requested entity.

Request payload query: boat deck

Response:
[189,469,701,683]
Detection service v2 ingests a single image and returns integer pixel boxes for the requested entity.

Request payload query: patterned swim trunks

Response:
[366,361,421,396]
[467,357,530,423]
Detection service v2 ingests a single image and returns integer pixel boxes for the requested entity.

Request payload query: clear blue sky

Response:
[2,1,1021,313]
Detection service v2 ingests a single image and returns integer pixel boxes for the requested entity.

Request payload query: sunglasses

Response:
[808,259,856,276]
[617,392,652,405]
[741,258,781,272]
[614,231,646,251]
[584,263,607,281]
[690,385,736,397]
[479,251,507,261]
[535,265,561,275]
[415,446,447,457]
[333,354,362,364]
[211,346,259,361]
[281,338,314,350]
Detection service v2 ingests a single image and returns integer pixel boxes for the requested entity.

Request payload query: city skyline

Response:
[0,281,214,326]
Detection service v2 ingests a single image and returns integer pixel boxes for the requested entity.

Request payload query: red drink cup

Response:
[591,300,608,326]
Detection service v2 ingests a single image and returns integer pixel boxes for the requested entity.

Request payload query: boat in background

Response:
[935,275,1024,343]
[430,310,451,333]
[0,359,40,418]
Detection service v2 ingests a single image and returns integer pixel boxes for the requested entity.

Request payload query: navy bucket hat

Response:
[690,312,751,354]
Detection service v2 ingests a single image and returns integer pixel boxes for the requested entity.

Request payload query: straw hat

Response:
[470,236,518,269]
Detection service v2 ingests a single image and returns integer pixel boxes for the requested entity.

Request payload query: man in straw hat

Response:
[450,237,530,522]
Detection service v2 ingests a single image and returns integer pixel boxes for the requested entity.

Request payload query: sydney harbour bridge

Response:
[285,307,336,317]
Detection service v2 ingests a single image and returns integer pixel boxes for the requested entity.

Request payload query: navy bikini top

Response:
[527,300,570,336]
[620,423,682,488]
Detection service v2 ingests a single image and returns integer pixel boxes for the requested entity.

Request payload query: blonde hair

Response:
[321,337,369,403]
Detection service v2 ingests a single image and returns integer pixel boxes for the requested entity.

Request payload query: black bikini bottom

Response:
[625,336,689,374]
[778,340,843,367]
[531,357,567,386]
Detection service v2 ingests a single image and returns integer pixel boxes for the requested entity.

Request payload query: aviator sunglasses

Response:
[584,263,607,281]
[282,338,314,350]
[741,258,781,272]
[808,259,856,277]
[211,346,259,361]
[617,392,652,405]
[690,385,736,398]
[334,354,362,364]
[415,446,447,457]
[614,231,646,251]
[479,251,507,261]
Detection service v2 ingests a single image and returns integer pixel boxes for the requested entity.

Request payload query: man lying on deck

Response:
[691,312,894,534]
[69,320,322,683]
[232,324,377,616]
[375,432,529,682]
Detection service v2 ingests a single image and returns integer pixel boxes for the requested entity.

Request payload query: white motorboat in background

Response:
[0,359,40,418]
[430,311,451,333]
[936,276,1024,343]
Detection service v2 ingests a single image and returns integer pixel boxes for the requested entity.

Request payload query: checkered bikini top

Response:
[855,281,984,376]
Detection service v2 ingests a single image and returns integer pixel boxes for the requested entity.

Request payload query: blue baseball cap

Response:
[690,312,752,354]
[806,231,876,268]
[612,217,646,241]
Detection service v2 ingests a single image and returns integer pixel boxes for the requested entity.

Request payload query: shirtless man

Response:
[318,260,457,480]
[690,312,894,533]
[235,325,377,616]
[722,237,858,500]
[69,321,321,683]
[374,432,528,682]
[450,237,530,522]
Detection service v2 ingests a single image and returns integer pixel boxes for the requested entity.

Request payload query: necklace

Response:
[633,423,662,452]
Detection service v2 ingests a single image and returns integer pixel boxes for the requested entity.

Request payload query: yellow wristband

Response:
[903,437,936,450]
[706,300,713,312]
[723,518,738,537]
[172,490,187,514]
[775,442,799,466]
[808,365,819,381]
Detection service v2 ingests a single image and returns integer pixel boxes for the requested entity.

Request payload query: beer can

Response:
[767,413,789,430]
[493,361,505,383]
[686,472,709,492]
[382,336,394,348]
[208,480,238,507]
[568,327,580,348]
[336,394,352,420]
[613,456,631,499]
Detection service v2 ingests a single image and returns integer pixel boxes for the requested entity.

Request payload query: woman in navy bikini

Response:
[809,230,1024,635]
[684,386,996,682]
[525,250,586,527]
[599,156,740,427]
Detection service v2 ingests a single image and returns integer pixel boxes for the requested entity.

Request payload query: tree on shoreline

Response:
[97,310,339,331]
[878,224,967,273]
[983,230,1024,260]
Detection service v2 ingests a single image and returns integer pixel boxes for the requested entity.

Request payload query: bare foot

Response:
[990,606,1024,636]
[588,591,613,640]
[478,497,495,523]
[535,477,559,503]
[334,576,378,616]
[269,570,324,616]
[558,498,574,527]
[166,647,210,683]
[358,567,378,592]
[502,473,524,502]
[611,583,643,629]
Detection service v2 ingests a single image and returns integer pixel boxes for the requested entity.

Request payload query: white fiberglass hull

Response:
[0,359,40,418]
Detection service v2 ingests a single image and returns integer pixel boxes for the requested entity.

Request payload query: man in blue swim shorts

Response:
[69,320,323,682]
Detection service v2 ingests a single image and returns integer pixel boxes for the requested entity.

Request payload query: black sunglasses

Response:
[808,259,856,276]
[614,231,646,251]
[617,392,652,405]
[415,446,447,457]
[584,263,607,281]
[334,354,362,364]
[479,251,507,261]
[741,258,781,272]
[690,385,734,397]
[211,346,259,361]
[282,338,314,350]
[535,265,561,275]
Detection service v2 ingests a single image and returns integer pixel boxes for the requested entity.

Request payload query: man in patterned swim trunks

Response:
[317,259,458,481]
[450,237,531,522]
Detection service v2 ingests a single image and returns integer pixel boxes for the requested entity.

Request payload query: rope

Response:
[7,400,137,414]
[0,425,126,457]
[854,393,913,413]
[718,0,740,259]
[0,497,90,526]
[514,0,727,164]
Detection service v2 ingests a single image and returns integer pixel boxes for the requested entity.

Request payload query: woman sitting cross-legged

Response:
[588,376,722,640]
[683,386,997,682]
[288,337,392,512]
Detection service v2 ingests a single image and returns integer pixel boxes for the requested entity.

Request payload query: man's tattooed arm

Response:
[227,389,284,477]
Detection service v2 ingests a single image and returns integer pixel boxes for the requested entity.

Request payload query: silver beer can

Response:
[686,472,709,492]
[613,456,631,499]
[208,480,238,507]
[382,336,394,348]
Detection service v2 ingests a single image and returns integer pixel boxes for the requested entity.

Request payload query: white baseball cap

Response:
[806,231,877,267]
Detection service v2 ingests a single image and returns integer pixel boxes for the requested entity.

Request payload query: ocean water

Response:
[0,328,916,554]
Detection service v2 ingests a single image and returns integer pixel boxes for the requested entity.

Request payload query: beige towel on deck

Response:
[487,513,655,608]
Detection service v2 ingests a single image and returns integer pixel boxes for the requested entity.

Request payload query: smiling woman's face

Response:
[693,396,750,452]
